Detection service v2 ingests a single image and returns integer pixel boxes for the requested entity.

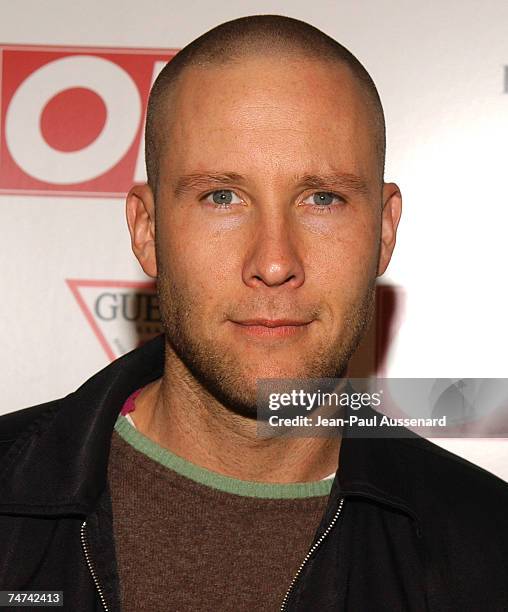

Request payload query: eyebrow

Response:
[295,172,370,197]
[173,173,245,197]
[173,171,370,198]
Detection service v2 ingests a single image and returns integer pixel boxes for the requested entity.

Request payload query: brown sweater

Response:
[107,415,334,612]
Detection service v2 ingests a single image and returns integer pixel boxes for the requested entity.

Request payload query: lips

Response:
[235,318,311,327]
[230,318,313,339]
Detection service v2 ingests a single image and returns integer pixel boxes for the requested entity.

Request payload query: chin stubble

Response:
[157,266,377,419]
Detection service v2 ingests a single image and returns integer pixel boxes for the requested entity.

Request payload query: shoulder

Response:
[398,434,508,533]
[402,433,508,494]
[0,399,62,462]
[395,433,508,599]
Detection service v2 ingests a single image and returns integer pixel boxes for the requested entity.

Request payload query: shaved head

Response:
[145,14,386,197]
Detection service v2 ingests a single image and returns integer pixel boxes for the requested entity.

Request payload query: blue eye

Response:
[307,192,342,206]
[205,190,242,207]
[315,192,333,205]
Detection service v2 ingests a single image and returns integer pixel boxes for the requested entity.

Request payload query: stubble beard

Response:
[156,267,377,419]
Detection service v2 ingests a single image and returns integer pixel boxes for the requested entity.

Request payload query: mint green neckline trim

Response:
[113,414,334,499]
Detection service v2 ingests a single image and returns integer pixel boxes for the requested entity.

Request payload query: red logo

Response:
[0,44,176,197]
[347,284,405,377]
[67,279,162,361]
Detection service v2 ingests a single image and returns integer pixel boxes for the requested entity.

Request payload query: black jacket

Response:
[1,335,507,612]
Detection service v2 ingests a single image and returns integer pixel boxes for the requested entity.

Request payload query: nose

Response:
[242,214,305,289]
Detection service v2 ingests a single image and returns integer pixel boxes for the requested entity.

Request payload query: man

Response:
[1,14,507,612]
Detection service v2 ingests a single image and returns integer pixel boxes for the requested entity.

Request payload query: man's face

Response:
[143,56,399,415]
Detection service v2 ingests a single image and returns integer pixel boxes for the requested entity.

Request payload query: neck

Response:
[131,344,342,483]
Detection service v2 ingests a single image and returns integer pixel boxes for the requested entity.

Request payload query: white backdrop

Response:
[1,0,507,480]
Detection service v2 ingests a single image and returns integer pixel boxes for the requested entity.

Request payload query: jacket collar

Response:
[0,334,422,531]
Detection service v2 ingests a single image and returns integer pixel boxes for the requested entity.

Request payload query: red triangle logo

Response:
[66,278,162,361]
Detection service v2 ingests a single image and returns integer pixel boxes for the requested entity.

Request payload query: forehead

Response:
[161,56,377,180]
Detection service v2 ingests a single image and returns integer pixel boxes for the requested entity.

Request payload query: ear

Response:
[126,183,157,278]
[377,182,402,276]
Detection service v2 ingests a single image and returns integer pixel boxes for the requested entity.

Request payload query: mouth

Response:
[230,318,314,339]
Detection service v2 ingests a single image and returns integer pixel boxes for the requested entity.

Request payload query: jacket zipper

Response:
[80,519,110,612]
[280,496,345,611]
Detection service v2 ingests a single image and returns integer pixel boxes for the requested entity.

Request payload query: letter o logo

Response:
[5,55,142,184]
